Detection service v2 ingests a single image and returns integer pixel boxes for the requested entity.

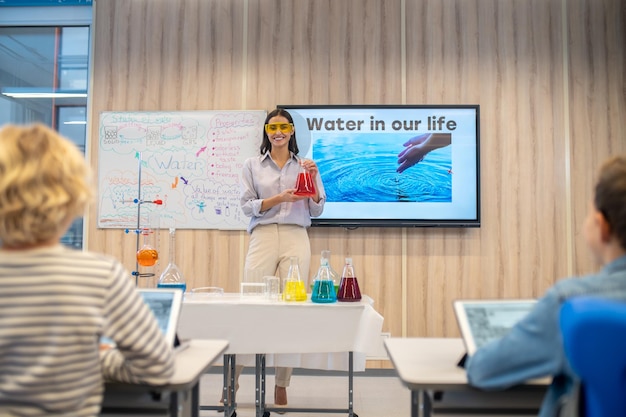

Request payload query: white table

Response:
[177,294,384,417]
[384,338,549,417]
[102,339,229,417]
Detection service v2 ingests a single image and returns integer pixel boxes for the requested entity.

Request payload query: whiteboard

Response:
[97,110,266,230]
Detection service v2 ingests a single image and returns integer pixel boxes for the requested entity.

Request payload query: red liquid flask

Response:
[294,171,316,197]
[337,257,362,302]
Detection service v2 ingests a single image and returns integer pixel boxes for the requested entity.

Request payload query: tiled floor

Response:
[197,367,544,417]
[198,368,411,417]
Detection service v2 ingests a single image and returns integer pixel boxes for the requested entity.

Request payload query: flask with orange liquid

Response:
[136,228,158,267]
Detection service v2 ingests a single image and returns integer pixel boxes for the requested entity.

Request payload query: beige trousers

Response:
[239,223,312,388]
[244,223,311,282]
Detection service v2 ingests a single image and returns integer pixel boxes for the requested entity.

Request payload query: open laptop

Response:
[101,288,185,350]
[454,299,537,363]
[137,288,184,349]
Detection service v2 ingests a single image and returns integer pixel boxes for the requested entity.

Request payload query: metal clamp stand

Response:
[124,152,162,286]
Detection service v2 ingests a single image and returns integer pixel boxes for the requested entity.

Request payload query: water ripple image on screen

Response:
[314,134,452,203]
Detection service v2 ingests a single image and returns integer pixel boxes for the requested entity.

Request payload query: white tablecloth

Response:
[177,294,384,371]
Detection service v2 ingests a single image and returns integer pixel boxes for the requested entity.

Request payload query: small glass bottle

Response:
[319,250,340,289]
[311,259,337,304]
[136,228,158,267]
[157,228,186,293]
[337,257,362,302]
[283,256,307,302]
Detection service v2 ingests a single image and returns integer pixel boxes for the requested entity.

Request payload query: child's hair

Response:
[0,123,92,247]
[594,155,626,250]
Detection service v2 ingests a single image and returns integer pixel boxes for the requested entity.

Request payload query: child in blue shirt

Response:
[466,155,626,417]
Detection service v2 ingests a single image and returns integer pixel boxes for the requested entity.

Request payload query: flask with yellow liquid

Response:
[283,256,307,302]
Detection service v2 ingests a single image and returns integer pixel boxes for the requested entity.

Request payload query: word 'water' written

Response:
[306,116,457,132]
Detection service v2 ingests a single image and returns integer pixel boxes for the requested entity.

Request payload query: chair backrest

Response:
[560,296,626,417]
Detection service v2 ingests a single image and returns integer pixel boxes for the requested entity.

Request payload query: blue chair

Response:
[560,296,626,417]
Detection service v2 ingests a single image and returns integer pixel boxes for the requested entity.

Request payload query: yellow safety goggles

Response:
[265,123,294,134]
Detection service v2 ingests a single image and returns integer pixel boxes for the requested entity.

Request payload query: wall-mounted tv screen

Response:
[278,105,481,228]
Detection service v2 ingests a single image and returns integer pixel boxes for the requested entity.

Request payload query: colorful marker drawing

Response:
[98,110,266,229]
[132,152,148,167]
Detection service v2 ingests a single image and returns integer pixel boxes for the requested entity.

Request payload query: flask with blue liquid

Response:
[157,228,186,293]
[311,255,337,303]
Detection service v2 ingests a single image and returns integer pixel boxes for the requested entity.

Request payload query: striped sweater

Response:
[0,245,174,417]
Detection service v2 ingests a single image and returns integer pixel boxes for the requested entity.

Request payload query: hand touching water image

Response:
[397,133,452,173]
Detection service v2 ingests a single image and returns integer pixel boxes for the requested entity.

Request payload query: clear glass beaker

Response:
[283,256,307,302]
[189,286,224,299]
[264,276,281,301]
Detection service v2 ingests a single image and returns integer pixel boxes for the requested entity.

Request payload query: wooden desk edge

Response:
[384,337,550,392]
[105,339,229,392]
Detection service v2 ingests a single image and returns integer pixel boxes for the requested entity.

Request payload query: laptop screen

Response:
[454,299,537,355]
[137,288,183,347]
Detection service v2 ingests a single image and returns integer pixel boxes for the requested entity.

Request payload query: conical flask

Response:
[318,250,340,287]
[283,256,307,302]
[157,228,186,293]
[294,163,316,197]
[136,228,158,267]
[311,259,337,303]
[337,257,362,302]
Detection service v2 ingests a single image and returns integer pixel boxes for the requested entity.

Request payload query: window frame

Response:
[0,5,93,249]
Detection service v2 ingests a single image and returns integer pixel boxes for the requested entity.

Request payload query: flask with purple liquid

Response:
[337,257,361,302]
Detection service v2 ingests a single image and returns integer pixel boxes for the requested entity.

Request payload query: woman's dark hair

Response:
[259,108,299,155]
[594,155,626,250]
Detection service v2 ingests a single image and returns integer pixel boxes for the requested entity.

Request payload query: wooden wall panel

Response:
[403,0,569,337]
[89,0,625,367]
[568,0,626,275]
[244,0,403,107]
[89,0,249,289]
[92,0,245,111]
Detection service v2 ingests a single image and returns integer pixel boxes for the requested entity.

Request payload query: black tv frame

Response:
[278,104,481,229]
